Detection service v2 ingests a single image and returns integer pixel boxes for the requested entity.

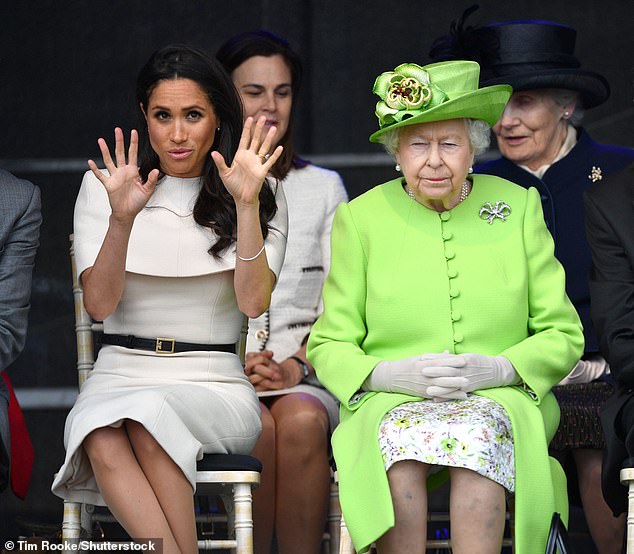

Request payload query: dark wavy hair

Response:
[216,30,308,181]
[136,44,278,258]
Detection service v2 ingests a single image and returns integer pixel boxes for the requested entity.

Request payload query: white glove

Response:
[364,355,466,400]
[559,357,610,385]
[420,353,518,393]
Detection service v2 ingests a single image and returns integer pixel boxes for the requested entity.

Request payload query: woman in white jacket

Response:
[218,30,348,554]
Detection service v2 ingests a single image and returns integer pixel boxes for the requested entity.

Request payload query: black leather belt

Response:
[100,334,236,355]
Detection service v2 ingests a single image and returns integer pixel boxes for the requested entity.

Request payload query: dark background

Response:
[1,0,632,545]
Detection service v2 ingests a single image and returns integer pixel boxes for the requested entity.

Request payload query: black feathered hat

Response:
[429,5,610,108]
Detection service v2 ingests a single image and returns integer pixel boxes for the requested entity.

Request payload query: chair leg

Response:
[232,482,255,554]
[62,501,81,552]
[621,468,634,554]
[328,481,342,554]
[339,514,355,554]
[507,495,515,553]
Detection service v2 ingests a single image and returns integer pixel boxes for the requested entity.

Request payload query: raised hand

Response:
[210,116,283,205]
[88,127,160,223]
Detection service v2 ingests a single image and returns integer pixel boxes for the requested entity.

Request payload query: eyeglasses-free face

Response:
[143,78,219,178]
[395,119,474,212]
[232,54,292,147]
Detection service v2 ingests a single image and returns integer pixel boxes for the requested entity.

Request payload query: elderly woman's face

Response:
[492,90,568,170]
[395,119,474,211]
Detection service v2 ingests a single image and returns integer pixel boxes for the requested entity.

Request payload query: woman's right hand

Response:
[365,355,467,400]
[88,127,160,223]
[245,350,301,391]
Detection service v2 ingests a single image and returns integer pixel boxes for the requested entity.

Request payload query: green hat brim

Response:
[369,84,512,143]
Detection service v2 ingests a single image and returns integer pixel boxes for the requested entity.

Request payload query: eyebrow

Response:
[241,83,292,90]
[150,104,207,112]
[409,134,464,141]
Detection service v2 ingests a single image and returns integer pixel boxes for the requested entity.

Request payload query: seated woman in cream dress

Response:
[51,45,287,554]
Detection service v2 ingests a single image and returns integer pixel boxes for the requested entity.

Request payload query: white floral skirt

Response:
[378,395,515,492]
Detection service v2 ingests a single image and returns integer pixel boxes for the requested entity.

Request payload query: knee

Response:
[274,400,329,453]
[449,467,495,492]
[250,404,275,460]
[124,420,163,459]
[574,449,603,484]
[83,427,125,472]
[386,461,429,510]
[449,467,506,509]
[260,406,276,440]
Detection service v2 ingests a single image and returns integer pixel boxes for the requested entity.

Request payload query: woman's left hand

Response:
[420,353,518,392]
[245,350,301,391]
[211,116,283,205]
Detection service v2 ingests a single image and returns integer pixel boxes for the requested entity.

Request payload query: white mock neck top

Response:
[74,171,288,279]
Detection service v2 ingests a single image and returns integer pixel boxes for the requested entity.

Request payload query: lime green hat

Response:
[369,60,512,143]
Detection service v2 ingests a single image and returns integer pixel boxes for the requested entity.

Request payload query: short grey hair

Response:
[548,88,584,126]
[465,119,491,156]
[378,118,491,159]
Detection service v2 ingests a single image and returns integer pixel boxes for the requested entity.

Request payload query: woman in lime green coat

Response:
[307,60,584,554]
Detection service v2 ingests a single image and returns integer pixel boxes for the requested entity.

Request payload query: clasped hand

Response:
[245,350,301,392]
[367,353,517,401]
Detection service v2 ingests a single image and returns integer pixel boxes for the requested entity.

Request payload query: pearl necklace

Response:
[405,180,471,204]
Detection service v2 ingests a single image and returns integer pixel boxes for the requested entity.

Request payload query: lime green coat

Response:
[307,174,584,554]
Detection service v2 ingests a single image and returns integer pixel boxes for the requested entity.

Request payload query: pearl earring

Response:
[468,166,474,174]
[563,111,570,119]
[395,163,401,172]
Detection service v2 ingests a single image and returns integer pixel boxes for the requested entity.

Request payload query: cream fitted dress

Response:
[51,172,288,506]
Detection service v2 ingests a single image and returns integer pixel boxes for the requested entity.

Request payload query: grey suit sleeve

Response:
[0,184,42,375]
[585,192,634,385]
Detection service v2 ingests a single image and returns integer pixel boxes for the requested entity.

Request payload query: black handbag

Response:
[545,512,575,554]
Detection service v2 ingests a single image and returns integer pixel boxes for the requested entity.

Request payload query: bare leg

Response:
[124,421,198,554]
[376,460,428,554]
[573,448,625,554]
[250,404,276,554]
[449,467,506,554]
[83,426,181,554]
[270,394,330,554]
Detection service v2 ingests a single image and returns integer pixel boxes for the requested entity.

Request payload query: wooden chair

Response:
[321,473,342,554]
[62,234,261,553]
[621,467,634,553]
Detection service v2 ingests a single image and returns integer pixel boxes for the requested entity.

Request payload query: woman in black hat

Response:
[431,13,634,553]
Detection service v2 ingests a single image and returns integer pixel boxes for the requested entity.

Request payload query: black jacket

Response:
[584,162,634,515]
[477,129,634,353]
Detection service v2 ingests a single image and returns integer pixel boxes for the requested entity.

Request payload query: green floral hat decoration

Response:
[369,60,512,142]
